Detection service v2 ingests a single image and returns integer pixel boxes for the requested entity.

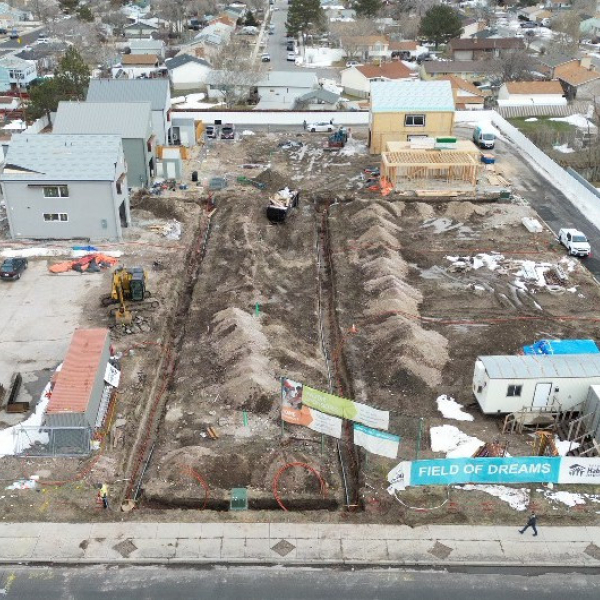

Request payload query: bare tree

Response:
[210,38,265,107]
[330,18,378,59]
[155,0,188,35]
[552,10,583,52]
[486,51,537,83]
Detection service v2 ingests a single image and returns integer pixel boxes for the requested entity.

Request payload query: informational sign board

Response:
[353,424,400,459]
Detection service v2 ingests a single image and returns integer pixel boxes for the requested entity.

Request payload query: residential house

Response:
[210,15,237,28]
[195,21,234,45]
[534,53,579,79]
[519,6,552,24]
[421,60,503,82]
[0,95,22,118]
[53,102,156,188]
[497,81,566,106]
[0,2,31,29]
[341,35,389,61]
[328,8,357,22]
[369,80,455,154]
[580,17,600,39]
[460,18,485,38]
[165,54,212,91]
[0,66,9,93]
[294,88,341,110]
[127,38,166,59]
[0,56,37,90]
[388,41,419,60]
[341,62,413,98]
[448,37,525,61]
[223,5,245,21]
[87,78,172,146]
[15,41,71,76]
[554,57,600,100]
[123,19,160,38]
[436,75,489,110]
[255,71,318,109]
[0,134,130,241]
[115,53,165,79]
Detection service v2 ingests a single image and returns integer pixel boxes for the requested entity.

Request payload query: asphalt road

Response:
[267,0,338,80]
[1,566,600,599]
[454,125,600,279]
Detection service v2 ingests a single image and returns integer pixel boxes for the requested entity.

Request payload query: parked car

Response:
[286,51,296,61]
[520,21,536,28]
[220,124,235,139]
[558,228,591,257]
[306,122,334,132]
[205,124,218,138]
[345,60,362,68]
[261,52,271,62]
[0,28,7,35]
[0,257,28,280]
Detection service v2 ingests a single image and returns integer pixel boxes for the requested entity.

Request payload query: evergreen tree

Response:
[286,0,325,36]
[56,46,90,100]
[419,5,463,49]
[244,10,258,27]
[354,0,382,19]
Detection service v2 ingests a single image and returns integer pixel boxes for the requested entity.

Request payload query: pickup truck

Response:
[558,228,591,257]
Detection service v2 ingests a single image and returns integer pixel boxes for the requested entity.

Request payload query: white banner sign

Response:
[104,363,121,388]
[353,424,400,459]
[558,457,600,484]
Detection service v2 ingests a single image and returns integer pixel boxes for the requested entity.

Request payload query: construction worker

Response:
[99,483,109,509]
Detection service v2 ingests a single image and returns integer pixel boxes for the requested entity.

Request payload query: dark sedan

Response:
[0,257,28,280]
[220,124,235,139]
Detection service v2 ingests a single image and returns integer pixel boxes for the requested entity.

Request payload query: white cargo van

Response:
[473,125,495,149]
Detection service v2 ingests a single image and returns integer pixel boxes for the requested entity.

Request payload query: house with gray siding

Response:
[53,101,156,188]
[0,134,130,241]
[86,78,171,145]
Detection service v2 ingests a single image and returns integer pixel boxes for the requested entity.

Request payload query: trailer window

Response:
[507,385,522,397]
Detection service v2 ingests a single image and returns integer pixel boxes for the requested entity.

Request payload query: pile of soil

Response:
[254,168,291,193]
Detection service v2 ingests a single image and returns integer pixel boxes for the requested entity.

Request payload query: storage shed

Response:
[472,354,600,414]
[46,328,111,429]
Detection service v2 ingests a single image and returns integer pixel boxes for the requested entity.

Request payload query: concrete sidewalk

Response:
[1,522,600,566]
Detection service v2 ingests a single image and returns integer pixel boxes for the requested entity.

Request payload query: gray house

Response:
[86,78,171,145]
[53,101,156,188]
[0,134,130,241]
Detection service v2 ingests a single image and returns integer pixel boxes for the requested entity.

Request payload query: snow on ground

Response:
[436,395,474,421]
[339,138,367,156]
[554,435,580,456]
[553,143,575,154]
[458,484,530,511]
[303,47,344,67]
[430,425,483,458]
[172,93,224,109]
[524,117,538,122]
[550,114,598,131]
[543,490,586,507]
[1,247,123,258]
[0,380,53,456]
[241,130,255,136]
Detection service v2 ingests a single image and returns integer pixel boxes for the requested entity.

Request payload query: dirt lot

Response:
[1,130,600,525]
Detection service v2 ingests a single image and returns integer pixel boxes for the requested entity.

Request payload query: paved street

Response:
[1,565,599,599]
[266,0,338,80]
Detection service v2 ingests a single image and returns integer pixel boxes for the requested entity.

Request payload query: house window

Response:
[405,114,425,127]
[43,185,69,198]
[507,384,522,397]
[43,213,68,222]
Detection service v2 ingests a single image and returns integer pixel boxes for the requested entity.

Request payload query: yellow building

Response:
[369,80,455,154]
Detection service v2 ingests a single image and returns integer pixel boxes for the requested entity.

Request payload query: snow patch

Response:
[458,484,530,511]
[436,395,474,421]
[430,425,483,458]
[553,143,575,154]
[550,114,598,131]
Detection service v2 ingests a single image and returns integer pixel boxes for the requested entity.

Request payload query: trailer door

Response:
[532,382,552,408]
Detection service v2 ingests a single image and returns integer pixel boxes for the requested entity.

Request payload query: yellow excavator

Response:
[101,267,158,326]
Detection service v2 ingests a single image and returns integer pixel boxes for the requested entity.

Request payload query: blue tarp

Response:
[522,339,599,356]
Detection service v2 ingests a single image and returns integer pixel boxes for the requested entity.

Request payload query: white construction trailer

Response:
[472,354,600,414]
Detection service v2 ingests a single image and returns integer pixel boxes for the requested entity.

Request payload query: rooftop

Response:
[47,329,110,414]
[121,54,159,65]
[87,79,170,111]
[53,101,152,139]
[423,60,503,75]
[165,53,211,70]
[505,80,565,95]
[355,62,412,80]
[478,354,600,379]
[1,134,122,181]
[449,37,525,51]
[371,80,455,113]
[295,88,340,104]
[556,64,600,86]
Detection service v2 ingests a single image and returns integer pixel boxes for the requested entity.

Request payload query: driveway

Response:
[0,261,104,400]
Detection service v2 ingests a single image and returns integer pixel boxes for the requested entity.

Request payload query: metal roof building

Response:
[370,80,455,113]
[87,79,169,112]
[473,354,600,414]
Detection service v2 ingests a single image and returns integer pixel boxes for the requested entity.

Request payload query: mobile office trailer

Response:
[472,354,600,414]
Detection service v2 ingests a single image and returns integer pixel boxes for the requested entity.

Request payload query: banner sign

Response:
[300,383,389,430]
[281,378,342,438]
[104,363,121,388]
[387,456,600,492]
[353,424,400,459]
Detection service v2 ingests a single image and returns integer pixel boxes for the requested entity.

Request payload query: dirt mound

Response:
[209,307,277,407]
[356,225,400,248]
[414,203,436,220]
[254,168,291,192]
[444,201,487,222]
[363,254,410,279]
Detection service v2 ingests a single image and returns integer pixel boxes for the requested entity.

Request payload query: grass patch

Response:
[509,116,575,135]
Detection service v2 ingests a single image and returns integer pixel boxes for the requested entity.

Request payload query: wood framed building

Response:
[381,140,482,190]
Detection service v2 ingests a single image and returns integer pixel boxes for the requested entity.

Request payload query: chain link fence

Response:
[11,426,92,457]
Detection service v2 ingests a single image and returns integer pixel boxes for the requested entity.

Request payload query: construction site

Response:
[1,127,600,526]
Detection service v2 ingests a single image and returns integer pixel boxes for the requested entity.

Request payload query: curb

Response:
[0,558,599,569]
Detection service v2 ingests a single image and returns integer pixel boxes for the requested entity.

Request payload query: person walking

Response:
[519,512,538,536]
[303,120,307,130]
[99,483,109,510]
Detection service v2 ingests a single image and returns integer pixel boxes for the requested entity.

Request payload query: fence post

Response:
[416,417,424,461]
